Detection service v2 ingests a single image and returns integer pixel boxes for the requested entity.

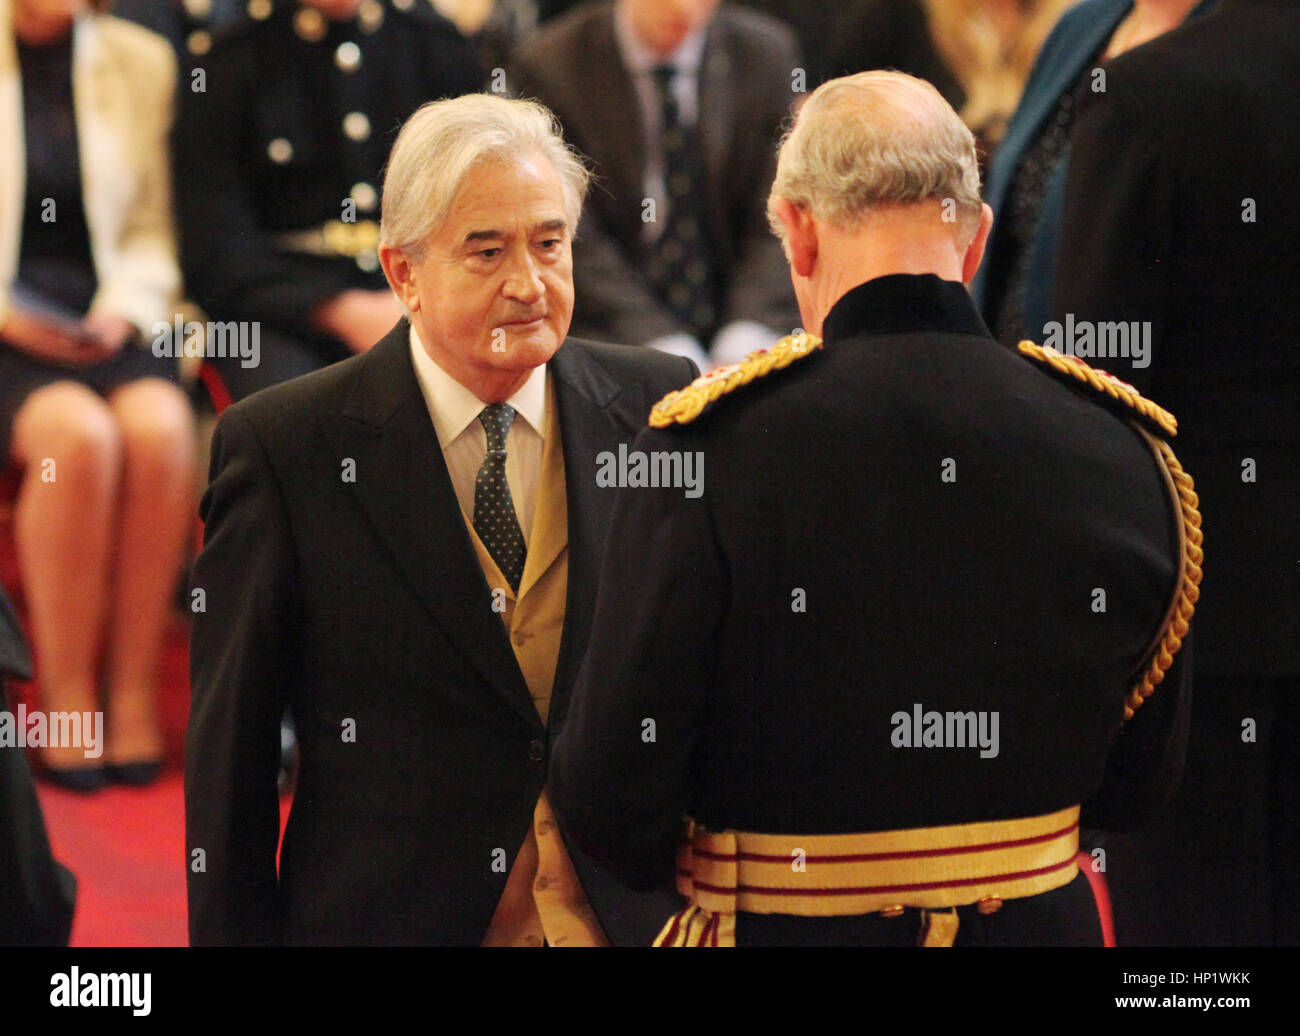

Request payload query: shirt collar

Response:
[613,0,709,78]
[821,274,992,346]
[409,324,548,448]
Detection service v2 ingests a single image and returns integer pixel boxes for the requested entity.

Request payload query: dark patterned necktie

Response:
[474,403,527,592]
[649,63,718,342]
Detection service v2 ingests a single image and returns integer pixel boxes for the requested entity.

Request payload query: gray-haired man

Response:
[550,71,1197,946]
[186,93,694,946]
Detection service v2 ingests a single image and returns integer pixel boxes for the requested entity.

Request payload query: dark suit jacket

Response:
[509,1,800,346]
[1053,0,1300,679]
[186,320,694,945]
[551,274,1191,945]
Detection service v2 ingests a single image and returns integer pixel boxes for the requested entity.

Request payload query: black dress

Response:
[0,34,177,462]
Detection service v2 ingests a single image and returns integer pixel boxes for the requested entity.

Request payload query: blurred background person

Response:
[973,0,1214,348]
[171,0,482,401]
[744,0,1069,159]
[430,0,539,71]
[113,0,242,63]
[509,0,801,371]
[0,0,194,789]
[1053,0,1300,946]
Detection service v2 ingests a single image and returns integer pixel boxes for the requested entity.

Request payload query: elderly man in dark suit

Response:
[551,71,1198,946]
[1054,0,1300,947]
[509,0,800,371]
[185,93,694,946]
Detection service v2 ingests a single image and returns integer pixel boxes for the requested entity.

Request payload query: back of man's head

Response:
[769,70,983,243]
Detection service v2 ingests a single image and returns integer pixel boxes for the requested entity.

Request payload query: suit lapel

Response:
[322,322,540,730]
[582,11,645,239]
[696,20,735,203]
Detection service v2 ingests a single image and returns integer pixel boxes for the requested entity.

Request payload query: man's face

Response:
[15,0,89,23]
[625,0,721,56]
[392,155,574,401]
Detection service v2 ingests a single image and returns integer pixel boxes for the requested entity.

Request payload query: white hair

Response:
[380,93,589,257]
[768,71,983,239]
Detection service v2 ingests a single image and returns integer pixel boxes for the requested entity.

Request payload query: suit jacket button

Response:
[528,739,545,762]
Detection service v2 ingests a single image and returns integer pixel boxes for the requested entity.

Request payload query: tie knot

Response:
[478,403,516,451]
[652,63,676,103]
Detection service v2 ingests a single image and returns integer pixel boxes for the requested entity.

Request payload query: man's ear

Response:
[961,203,994,285]
[379,245,421,313]
[770,196,818,279]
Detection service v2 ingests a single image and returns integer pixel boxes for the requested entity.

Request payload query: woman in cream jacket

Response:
[0,0,195,789]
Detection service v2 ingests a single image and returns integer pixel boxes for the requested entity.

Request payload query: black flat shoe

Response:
[40,765,106,793]
[104,761,163,787]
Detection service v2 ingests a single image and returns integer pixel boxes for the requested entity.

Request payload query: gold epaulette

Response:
[1017,341,1202,722]
[1017,340,1177,439]
[648,332,823,428]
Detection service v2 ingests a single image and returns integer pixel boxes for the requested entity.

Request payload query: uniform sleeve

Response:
[1084,638,1193,831]
[549,425,725,890]
[185,405,301,945]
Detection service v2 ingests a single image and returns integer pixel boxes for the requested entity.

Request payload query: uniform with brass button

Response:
[113,0,244,61]
[172,0,482,399]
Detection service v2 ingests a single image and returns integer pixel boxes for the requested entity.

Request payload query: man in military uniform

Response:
[114,0,243,63]
[172,0,483,400]
[549,71,1199,946]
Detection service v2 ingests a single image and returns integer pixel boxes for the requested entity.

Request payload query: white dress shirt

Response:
[409,324,547,542]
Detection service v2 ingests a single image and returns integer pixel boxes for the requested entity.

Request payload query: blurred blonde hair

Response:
[924,0,1073,144]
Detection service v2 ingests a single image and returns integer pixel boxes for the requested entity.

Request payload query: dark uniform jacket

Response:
[186,320,694,945]
[171,1,481,344]
[508,1,800,347]
[550,273,1192,946]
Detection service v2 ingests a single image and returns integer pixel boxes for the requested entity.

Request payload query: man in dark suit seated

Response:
[185,93,695,946]
[550,71,1199,946]
[509,0,801,371]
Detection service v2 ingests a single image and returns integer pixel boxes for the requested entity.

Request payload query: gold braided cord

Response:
[1017,340,1178,438]
[648,332,823,428]
[1125,437,1203,721]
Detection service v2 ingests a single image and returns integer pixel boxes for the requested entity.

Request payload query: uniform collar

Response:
[822,274,992,346]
